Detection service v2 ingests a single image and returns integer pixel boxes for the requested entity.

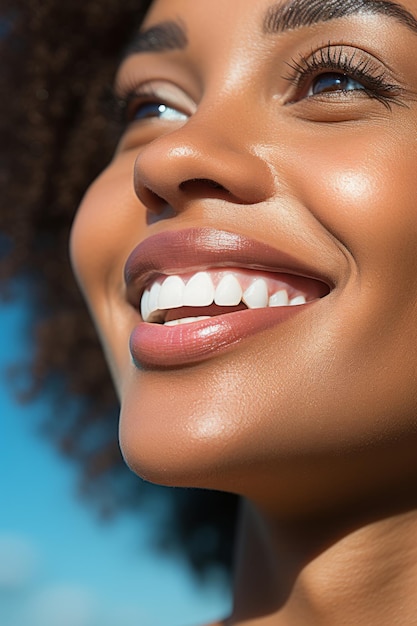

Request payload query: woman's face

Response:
[71,0,417,515]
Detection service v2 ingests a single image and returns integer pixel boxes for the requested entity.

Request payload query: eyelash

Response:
[284,44,405,109]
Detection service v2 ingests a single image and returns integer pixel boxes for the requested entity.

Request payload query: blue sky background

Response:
[0,299,231,626]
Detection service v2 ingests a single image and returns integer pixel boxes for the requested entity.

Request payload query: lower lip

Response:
[129,305,310,368]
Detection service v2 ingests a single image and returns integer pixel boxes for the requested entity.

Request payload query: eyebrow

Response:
[263,0,417,35]
[122,20,188,60]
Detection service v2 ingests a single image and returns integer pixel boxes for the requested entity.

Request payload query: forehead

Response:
[138,0,417,60]
[142,0,269,32]
[143,0,417,27]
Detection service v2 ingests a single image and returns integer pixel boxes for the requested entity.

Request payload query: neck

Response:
[228,499,417,626]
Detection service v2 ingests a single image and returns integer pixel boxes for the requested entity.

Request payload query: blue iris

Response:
[133,102,187,121]
[311,72,365,95]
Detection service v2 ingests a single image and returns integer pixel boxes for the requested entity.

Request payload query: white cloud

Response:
[0,532,38,588]
[30,584,96,626]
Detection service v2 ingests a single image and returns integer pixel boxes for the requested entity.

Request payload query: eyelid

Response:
[115,78,196,119]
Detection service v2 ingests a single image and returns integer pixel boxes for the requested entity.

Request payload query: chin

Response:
[118,371,241,489]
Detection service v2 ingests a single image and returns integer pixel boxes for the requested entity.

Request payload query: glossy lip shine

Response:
[125,228,331,368]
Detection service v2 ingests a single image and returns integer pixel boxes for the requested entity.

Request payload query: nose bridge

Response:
[133,89,276,210]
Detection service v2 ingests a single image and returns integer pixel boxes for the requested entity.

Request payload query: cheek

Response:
[301,128,417,311]
[70,158,144,303]
[296,130,417,276]
[70,159,147,389]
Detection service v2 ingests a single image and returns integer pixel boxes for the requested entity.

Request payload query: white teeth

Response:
[148,281,161,314]
[140,271,312,323]
[183,272,215,306]
[158,275,185,310]
[164,316,211,326]
[290,295,307,306]
[269,289,289,307]
[140,288,150,320]
[242,279,269,309]
[214,274,243,306]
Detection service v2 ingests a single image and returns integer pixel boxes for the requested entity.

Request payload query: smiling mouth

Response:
[125,228,333,367]
[140,268,329,325]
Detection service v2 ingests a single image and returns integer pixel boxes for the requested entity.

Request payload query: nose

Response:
[133,103,275,216]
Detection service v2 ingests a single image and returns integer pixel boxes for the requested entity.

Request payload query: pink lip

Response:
[125,228,331,368]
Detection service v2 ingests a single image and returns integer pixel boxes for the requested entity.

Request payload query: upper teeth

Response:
[140,270,310,323]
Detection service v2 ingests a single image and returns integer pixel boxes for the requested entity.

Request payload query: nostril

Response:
[143,186,177,224]
[179,178,229,193]
[139,186,167,214]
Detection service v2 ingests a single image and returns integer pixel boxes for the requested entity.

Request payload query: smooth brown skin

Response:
[71,0,417,623]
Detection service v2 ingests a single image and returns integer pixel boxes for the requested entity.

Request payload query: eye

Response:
[111,79,194,128]
[284,45,404,111]
[132,101,188,122]
[308,72,365,97]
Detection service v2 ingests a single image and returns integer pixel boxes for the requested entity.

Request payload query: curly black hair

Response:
[0,0,238,575]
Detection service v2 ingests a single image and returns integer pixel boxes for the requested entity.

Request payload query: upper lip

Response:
[124,228,333,309]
